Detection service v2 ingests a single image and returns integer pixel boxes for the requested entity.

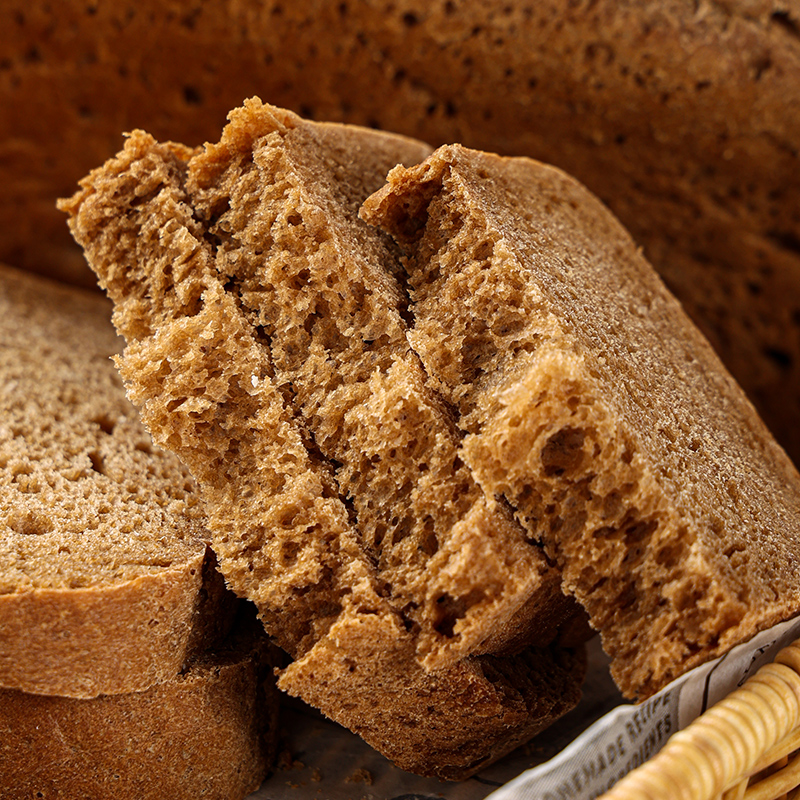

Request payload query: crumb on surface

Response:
[345,768,373,785]
[277,748,304,771]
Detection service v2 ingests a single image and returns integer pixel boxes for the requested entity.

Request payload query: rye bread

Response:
[60,99,587,778]
[0,604,280,800]
[362,143,800,700]
[0,263,235,698]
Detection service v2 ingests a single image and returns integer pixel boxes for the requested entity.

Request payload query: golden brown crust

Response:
[1,561,200,698]
[0,264,236,698]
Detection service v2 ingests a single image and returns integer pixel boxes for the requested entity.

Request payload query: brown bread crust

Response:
[0,607,280,800]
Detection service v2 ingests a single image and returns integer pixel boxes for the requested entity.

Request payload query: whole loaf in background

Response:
[3,0,800,464]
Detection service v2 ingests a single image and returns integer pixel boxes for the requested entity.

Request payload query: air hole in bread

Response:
[400,604,419,634]
[655,538,687,567]
[433,589,485,638]
[473,239,493,261]
[91,414,116,435]
[419,518,439,557]
[281,540,302,566]
[291,268,310,290]
[540,426,586,477]
[8,511,51,536]
[87,451,105,475]
[373,522,386,549]
[389,514,413,546]
[623,516,657,547]
[166,397,185,413]
[771,9,800,36]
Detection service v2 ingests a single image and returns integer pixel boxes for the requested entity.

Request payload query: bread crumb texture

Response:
[61,99,587,778]
[362,143,800,699]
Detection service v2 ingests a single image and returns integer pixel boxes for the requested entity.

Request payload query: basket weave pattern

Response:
[599,640,800,800]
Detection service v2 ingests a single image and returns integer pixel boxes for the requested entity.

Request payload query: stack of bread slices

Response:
[0,265,279,799]
[43,97,800,786]
[6,88,800,793]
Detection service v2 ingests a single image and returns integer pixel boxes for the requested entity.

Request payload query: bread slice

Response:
[0,263,235,699]
[0,604,280,800]
[60,99,587,778]
[281,608,586,780]
[362,143,800,700]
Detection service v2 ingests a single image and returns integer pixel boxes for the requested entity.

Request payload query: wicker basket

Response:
[597,639,800,800]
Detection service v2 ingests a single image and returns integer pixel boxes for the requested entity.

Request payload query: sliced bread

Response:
[60,99,587,778]
[0,263,235,698]
[0,603,280,800]
[362,144,800,700]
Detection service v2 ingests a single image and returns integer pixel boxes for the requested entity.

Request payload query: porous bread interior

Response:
[183,109,567,664]
[60,100,588,777]
[362,144,800,699]
[118,278,377,657]
[0,264,207,594]
[61,99,574,664]
[60,110,408,659]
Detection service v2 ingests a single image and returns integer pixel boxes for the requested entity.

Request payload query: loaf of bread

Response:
[3,0,799,467]
[60,98,587,779]
[0,263,236,698]
[362,143,800,700]
[0,604,280,800]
